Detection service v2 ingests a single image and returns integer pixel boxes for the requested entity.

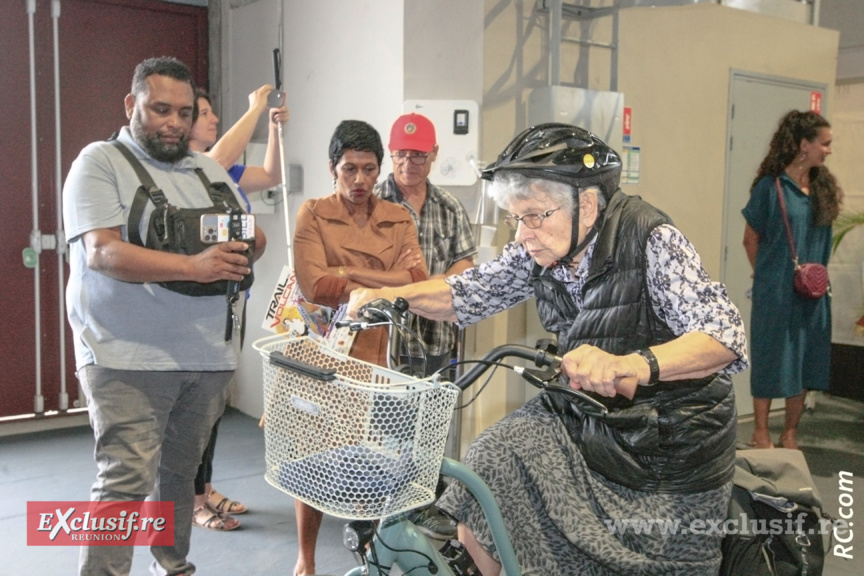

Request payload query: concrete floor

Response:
[0,408,356,576]
[1,395,862,575]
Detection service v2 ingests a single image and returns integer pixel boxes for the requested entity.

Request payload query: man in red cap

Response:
[376,112,476,538]
[377,113,476,375]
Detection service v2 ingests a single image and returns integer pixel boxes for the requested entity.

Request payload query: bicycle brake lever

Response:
[519,366,559,386]
[334,320,379,332]
[531,354,637,402]
[516,366,610,415]
[358,299,394,323]
[553,386,609,415]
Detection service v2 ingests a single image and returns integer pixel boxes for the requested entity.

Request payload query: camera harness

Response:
[111,140,251,342]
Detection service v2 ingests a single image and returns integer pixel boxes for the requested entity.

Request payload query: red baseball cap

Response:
[389,113,436,152]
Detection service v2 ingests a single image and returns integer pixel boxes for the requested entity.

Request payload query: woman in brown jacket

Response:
[290,119,428,575]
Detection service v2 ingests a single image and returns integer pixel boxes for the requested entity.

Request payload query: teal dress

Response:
[742,174,832,398]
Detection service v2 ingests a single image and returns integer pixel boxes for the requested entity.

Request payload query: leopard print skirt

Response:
[438,395,732,575]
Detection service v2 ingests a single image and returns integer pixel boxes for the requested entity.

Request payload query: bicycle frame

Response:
[344,457,521,576]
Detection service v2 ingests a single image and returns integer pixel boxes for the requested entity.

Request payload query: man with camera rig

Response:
[62,56,266,576]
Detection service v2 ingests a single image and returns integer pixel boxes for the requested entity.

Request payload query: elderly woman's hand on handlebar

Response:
[347,288,386,320]
[560,345,640,400]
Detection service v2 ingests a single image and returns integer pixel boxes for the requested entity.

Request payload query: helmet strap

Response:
[560,224,598,266]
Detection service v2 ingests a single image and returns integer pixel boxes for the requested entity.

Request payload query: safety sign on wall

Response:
[621,145,640,185]
[623,107,632,144]
[810,91,822,114]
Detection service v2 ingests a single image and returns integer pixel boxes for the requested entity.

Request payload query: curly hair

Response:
[752,110,842,226]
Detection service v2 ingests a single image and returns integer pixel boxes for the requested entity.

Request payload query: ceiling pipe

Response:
[548,0,562,86]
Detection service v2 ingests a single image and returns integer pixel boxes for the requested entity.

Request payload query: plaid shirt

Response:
[376,174,477,357]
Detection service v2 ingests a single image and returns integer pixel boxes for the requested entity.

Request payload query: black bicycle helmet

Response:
[482,123,622,201]
[483,123,623,263]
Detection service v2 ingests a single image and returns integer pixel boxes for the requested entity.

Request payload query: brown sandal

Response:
[192,504,240,531]
[208,489,248,515]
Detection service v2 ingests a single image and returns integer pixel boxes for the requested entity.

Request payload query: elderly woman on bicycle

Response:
[348,123,748,575]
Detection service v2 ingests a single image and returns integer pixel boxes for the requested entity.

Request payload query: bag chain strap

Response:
[775,177,801,269]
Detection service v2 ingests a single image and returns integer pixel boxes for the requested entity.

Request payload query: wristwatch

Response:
[635,348,660,386]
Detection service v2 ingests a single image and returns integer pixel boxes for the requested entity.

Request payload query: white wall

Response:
[221,0,405,417]
[404,0,485,221]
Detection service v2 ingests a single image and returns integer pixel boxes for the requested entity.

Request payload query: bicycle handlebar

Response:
[349,298,638,402]
[450,343,637,415]
[451,343,557,391]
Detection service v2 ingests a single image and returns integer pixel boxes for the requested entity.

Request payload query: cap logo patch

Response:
[404,123,417,135]
[583,153,596,169]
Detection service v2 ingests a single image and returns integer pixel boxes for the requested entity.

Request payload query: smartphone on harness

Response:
[200,213,256,243]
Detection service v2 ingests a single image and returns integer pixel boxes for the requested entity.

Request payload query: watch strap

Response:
[636,348,660,386]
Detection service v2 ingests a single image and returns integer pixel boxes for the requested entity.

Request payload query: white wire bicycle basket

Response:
[254,335,459,520]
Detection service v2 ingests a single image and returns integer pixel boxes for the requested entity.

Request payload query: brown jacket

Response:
[293,193,428,365]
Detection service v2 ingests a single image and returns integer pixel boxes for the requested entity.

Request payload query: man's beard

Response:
[130,112,190,163]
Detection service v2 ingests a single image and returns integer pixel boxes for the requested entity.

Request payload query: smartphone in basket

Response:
[200,213,256,243]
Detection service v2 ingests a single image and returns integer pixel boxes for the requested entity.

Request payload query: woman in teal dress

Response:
[742,110,842,449]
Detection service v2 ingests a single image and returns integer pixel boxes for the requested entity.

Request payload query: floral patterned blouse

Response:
[445,224,749,374]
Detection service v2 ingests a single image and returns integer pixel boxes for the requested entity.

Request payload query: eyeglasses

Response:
[390,151,430,165]
[503,207,561,231]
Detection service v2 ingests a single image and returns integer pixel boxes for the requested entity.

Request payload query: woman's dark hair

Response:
[753,110,841,226]
[193,89,213,126]
[328,120,384,168]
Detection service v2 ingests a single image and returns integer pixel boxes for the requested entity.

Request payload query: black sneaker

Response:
[407,505,458,540]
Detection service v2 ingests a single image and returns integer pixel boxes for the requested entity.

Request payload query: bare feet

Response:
[748,430,775,449]
[779,430,798,449]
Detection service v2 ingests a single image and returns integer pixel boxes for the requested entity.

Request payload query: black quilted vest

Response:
[533,191,736,493]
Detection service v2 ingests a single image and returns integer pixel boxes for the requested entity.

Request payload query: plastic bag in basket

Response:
[276,445,420,513]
